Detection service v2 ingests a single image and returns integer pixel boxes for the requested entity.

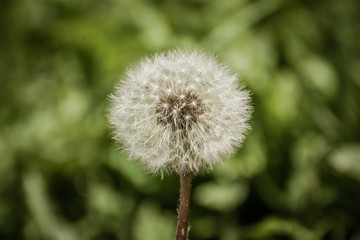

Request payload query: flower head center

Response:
[156,91,205,130]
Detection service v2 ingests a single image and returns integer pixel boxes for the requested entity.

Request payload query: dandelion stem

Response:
[176,172,192,240]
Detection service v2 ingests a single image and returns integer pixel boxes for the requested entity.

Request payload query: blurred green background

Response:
[1,0,360,239]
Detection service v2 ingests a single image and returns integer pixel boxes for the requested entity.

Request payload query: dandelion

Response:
[109,50,252,175]
[108,49,252,240]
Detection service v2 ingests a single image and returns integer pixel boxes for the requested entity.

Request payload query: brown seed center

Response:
[156,91,205,130]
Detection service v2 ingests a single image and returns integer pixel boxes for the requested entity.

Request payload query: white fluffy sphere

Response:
[109,50,252,175]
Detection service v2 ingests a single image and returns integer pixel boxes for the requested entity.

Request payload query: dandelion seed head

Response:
[109,50,252,175]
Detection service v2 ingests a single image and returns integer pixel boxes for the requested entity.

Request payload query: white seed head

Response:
[109,50,253,175]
